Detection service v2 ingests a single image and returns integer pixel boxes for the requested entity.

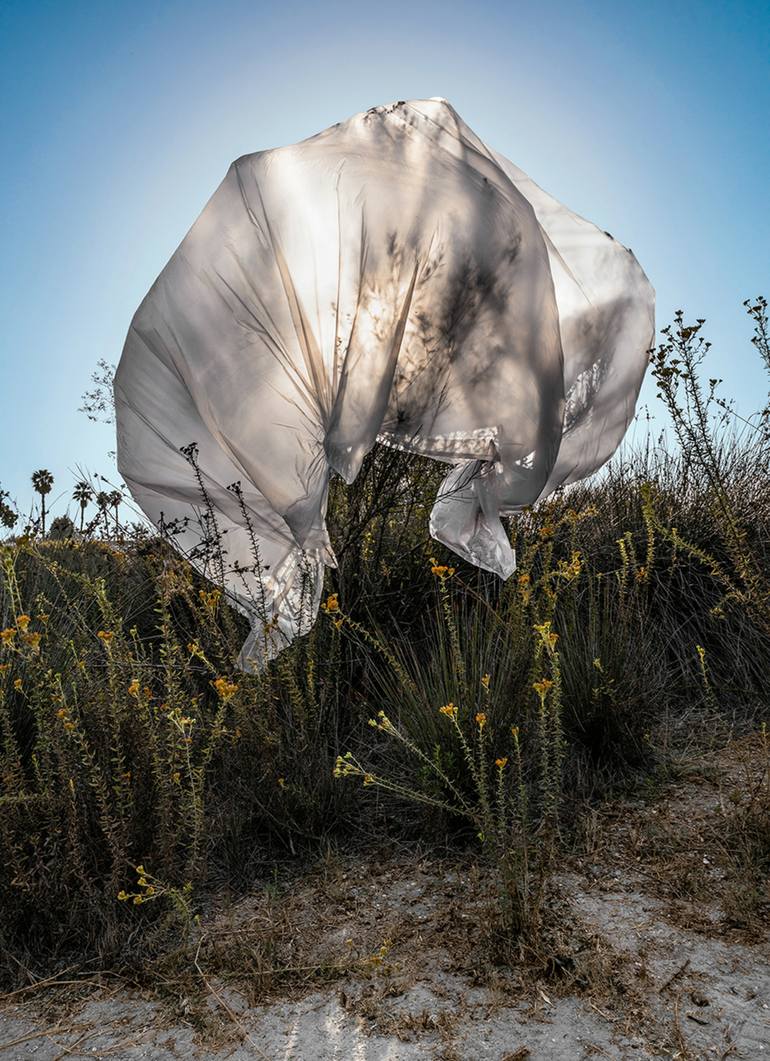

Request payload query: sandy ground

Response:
[1,738,768,1060]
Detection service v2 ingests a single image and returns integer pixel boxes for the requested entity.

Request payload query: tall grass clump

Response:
[0,536,355,978]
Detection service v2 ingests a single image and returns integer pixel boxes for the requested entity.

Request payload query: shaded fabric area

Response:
[114,98,654,667]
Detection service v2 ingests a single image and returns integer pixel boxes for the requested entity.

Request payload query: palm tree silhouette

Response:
[72,480,93,533]
[108,490,122,533]
[31,469,54,536]
[95,491,111,535]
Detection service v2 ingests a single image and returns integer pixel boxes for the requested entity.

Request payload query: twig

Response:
[53,1026,101,1060]
[658,958,690,993]
[51,1013,125,1060]
[589,1000,617,1023]
[0,964,81,1002]
[0,1024,87,1052]
[86,1033,151,1056]
[672,991,691,1060]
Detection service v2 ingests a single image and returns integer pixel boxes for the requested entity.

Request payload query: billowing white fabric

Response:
[114,98,654,667]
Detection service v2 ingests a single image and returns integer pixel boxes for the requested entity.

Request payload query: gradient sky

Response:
[1,0,768,515]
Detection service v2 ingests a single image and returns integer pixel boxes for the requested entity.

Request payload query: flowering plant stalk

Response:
[328,556,567,944]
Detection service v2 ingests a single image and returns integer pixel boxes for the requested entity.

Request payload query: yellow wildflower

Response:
[212,676,238,700]
[481,673,491,690]
[439,702,457,720]
[16,614,31,632]
[533,678,554,699]
[1,628,16,644]
[333,751,354,779]
[37,613,49,623]
[534,622,559,650]
[13,678,22,691]
[558,550,583,579]
[431,563,456,578]
[172,771,181,784]
[22,631,41,652]
[277,777,286,788]
[323,593,340,613]
[133,895,143,905]
[495,757,509,769]
[199,588,221,609]
[539,524,555,539]
[510,725,520,740]
[117,890,129,901]
[363,774,375,786]
[475,712,487,730]
[97,630,114,644]
[128,679,140,697]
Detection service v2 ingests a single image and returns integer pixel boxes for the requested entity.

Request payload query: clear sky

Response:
[1,0,768,514]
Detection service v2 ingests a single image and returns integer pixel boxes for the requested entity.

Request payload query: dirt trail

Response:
[1,739,768,1060]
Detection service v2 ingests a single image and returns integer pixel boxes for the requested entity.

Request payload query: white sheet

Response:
[114,98,654,667]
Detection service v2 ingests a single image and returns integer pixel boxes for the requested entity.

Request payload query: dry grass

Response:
[2,728,767,1057]
[571,729,770,938]
[0,301,769,1047]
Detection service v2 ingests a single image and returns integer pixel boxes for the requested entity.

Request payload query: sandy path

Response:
[2,740,768,1060]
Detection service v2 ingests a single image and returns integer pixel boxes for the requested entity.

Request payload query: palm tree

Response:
[31,469,54,536]
[108,489,122,534]
[72,480,93,533]
[95,491,111,535]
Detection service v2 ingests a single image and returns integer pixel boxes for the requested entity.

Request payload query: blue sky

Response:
[1,0,768,514]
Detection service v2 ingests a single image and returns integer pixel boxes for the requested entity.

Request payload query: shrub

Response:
[0,301,768,980]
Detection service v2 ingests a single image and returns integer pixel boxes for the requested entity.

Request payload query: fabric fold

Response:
[115,98,654,669]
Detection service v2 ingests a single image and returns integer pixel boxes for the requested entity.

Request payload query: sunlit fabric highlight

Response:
[114,98,654,667]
